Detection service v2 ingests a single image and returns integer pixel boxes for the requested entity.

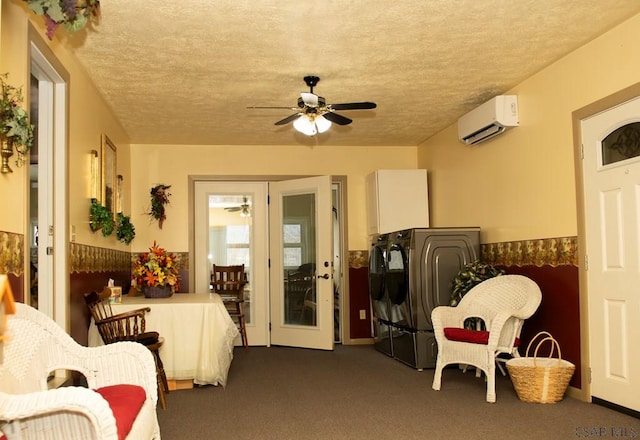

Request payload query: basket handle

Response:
[532,336,563,367]
[525,331,554,357]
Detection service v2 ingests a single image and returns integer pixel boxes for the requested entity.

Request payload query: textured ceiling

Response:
[66,1,640,147]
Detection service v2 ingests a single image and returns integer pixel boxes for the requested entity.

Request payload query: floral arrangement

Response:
[24,0,101,40]
[0,73,34,172]
[149,184,171,229]
[132,241,180,291]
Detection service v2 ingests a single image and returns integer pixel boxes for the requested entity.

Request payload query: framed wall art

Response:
[101,134,117,217]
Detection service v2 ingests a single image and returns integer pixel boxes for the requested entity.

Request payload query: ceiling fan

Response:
[248,76,377,136]
[224,197,251,217]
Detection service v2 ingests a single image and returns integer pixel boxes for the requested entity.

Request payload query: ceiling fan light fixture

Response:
[315,115,332,133]
[293,114,332,136]
[293,114,317,136]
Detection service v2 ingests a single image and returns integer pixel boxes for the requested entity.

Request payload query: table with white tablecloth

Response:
[88,293,239,387]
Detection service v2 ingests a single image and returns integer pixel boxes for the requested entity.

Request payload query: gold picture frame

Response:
[101,134,117,218]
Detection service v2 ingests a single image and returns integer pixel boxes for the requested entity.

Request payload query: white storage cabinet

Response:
[366,169,430,235]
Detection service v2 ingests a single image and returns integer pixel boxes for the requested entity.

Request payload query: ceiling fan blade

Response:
[247,106,297,109]
[274,113,301,126]
[329,102,377,110]
[323,112,352,125]
[225,207,242,212]
[301,92,319,107]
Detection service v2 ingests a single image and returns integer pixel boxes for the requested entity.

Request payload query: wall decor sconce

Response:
[117,174,123,214]
[90,149,99,199]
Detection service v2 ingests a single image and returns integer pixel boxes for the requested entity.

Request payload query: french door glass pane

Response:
[282,193,317,326]
[208,194,253,324]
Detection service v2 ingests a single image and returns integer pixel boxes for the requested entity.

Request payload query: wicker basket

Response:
[506,331,575,403]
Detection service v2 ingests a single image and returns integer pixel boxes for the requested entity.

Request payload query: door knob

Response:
[317,273,330,279]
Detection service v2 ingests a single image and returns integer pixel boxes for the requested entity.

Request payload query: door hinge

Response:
[584,254,588,271]
[580,143,584,160]
[588,367,592,384]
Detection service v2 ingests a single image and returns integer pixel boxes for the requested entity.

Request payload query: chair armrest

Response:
[84,342,158,405]
[0,387,118,440]
[431,306,463,340]
[485,312,516,348]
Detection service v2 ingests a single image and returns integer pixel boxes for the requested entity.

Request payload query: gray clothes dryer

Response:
[386,227,480,370]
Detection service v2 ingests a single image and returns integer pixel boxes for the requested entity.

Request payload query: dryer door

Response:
[386,241,412,328]
[369,239,390,322]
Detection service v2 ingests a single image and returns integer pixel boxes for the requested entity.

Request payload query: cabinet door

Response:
[366,169,430,235]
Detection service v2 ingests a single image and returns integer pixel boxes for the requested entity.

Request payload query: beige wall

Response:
[418,12,640,244]
[130,144,418,252]
[0,0,129,249]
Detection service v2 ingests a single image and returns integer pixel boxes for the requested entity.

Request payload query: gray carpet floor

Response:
[156,345,638,439]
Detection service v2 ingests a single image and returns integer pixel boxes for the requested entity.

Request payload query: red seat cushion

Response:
[95,384,147,440]
[444,327,490,344]
[443,327,521,346]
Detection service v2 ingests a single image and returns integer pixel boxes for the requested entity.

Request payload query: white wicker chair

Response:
[0,303,161,439]
[431,274,542,403]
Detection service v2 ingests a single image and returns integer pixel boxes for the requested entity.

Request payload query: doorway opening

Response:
[28,26,69,326]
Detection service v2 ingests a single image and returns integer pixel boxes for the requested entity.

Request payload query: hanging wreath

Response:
[149,184,171,229]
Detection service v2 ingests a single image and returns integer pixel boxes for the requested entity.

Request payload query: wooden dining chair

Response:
[83,291,169,409]
[211,264,248,348]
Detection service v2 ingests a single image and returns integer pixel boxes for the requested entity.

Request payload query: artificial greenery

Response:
[0,73,34,169]
[149,184,171,229]
[449,260,505,307]
[24,0,101,40]
[89,198,114,237]
[116,213,135,245]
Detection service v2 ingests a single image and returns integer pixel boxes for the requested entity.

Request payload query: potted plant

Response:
[23,0,101,40]
[116,213,135,245]
[0,73,34,174]
[449,260,505,307]
[449,260,505,330]
[132,241,180,298]
[89,198,114,237]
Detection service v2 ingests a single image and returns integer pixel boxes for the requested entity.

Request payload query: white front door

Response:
[581,97,640,411]
[269,176,334,350]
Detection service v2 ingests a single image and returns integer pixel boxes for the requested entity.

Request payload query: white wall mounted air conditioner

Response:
[457,95,518,145]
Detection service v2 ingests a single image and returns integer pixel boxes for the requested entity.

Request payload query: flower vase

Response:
[0,137,14,174]
[143,285,174,298]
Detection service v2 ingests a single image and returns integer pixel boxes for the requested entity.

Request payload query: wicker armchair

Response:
[431,274,542,403]
[0,303,160,439]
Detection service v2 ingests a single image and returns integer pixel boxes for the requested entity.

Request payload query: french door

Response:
[269,176,334,350]
[194,182,269,346]
[194,176,333,350]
